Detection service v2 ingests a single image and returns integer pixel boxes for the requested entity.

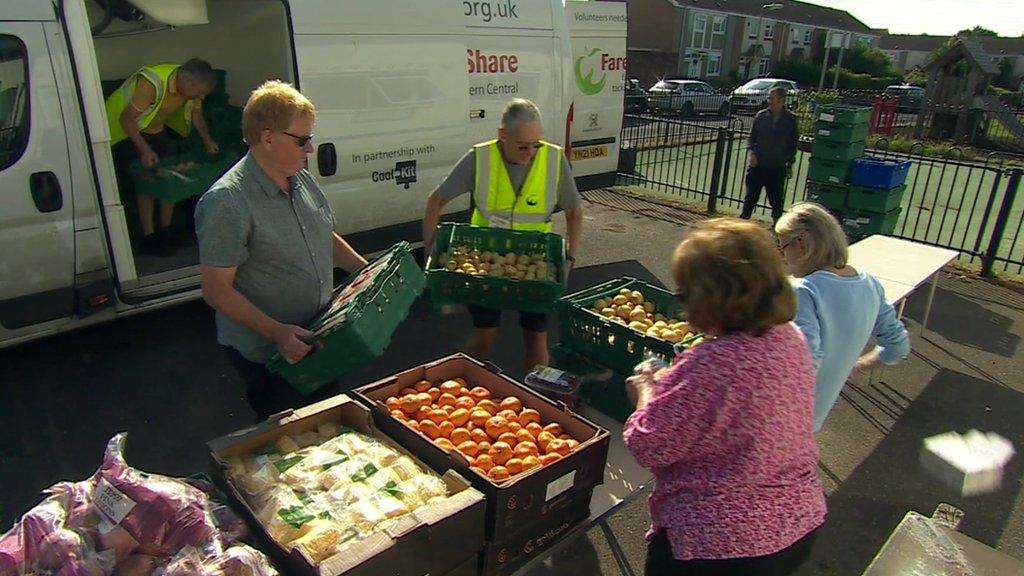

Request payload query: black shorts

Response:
[467,305,548,332]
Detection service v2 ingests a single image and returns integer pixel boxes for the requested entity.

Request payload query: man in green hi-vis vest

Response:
[422,98,584,370]
[106,58,219,255]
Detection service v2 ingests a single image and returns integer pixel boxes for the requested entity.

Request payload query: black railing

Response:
[616,112,1024,276]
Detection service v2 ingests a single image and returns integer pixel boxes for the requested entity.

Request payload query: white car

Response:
[647,79,731,118]
[730,78,800,112]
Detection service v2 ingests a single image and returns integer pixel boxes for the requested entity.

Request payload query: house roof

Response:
[672,0,875,34]
[880,34,1024,56]
[924,39,1000,76]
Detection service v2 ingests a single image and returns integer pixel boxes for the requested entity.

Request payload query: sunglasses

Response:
[282,131,314,146]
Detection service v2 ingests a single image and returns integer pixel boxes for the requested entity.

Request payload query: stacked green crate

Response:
[805,105,871,227]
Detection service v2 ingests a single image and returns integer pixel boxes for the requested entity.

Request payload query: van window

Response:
[0,35,28,171]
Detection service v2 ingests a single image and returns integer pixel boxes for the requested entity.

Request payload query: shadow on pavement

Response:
[903,285,1020,358]
[799,369,1024,575]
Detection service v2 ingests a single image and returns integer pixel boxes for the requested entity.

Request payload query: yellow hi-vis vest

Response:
[470,139,561,232]
[105,63,193,146]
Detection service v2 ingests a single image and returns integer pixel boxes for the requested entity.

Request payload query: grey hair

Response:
[500,98,542,131]
[775,202,849,276]
[769,86,788,100]
[178,58,216,88]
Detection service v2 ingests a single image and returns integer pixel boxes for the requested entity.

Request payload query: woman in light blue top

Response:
[775,203,910,431]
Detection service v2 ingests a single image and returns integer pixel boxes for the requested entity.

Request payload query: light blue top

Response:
[792,270,910,431]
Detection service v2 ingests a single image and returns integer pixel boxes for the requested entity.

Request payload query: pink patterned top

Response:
[623,323,826,561]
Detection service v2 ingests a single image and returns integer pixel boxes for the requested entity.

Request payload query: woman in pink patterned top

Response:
[624,218,826,575]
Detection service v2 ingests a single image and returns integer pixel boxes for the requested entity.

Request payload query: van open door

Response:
[565,1,627,191]
[0,14,77,335]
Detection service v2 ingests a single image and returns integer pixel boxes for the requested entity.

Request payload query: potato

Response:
[594,298,609,311]
[643,301,656,313]
[629,308,646,322]
[612,294,628,306]
[628,321,647,332]
[631,290,645,304]
[616,304,633,319]
[601,307,617,318]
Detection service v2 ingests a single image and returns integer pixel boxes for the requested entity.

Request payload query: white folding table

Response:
[847,235,959,334]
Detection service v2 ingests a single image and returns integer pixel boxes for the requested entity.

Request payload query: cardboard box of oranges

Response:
[207,394,486,576]
[354,353,611,542]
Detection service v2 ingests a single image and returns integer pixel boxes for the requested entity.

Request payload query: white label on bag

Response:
[820,113,835,122]
[94,478,136,530]
[545,470,576,502]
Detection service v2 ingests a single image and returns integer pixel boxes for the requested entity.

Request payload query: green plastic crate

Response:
[805,181,849,211]
[811,139,867,162]
[425,223,566,313]
[268,242,426,394]
[556,277,702,376]
[848,184,907,213]
[129,148,239,203]
[550,346,633,423]
[808,157,852,185]
[843,207,902,236]
[816,104,872,126]
[814,121,869,143]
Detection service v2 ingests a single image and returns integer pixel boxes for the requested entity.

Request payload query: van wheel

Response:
[718,101,731,117]
[680,102,695,118]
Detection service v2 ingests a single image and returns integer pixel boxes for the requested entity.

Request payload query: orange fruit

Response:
[506,421,522,434]
[458,387,471,398]
[435,438,455,451]
[496,409,518,422]
[442,405,456,415]
[399,395,420,414]
[525,422,543,437]
[477,440,491,454]
[513,441,539,458]
[427,409,449,425]
[470,428,489,444]
[469,386,492,401]
[415,405,432,422]
[546,439,570,457]
[413,379,433,392]
[427,387,442,402]
[500,396,523,413]
[488,441,513,465]
[543,423,563,437]
[385,396,401,412]
[437,393,459,408]
[518,408,541,427]
[438,420,455,439]
[476,399,500,415]
[558,434,573,441]
[566,439,580,451]
[400,387,418,396]
[390,409,408,422]
[452,377,468,388]
[470,409,492,427]
[439,380,462,396]
[497,432,519,447]
[407,420,421,432]
[420,420,440,439]
[475,454,495,472]
[505,458,523,475]
[487,465,511,481]
[485,416,511,440]
[415,392,433,406]
[536,431,556,452]
[450,427,472,445]
[455,397,476,411]
[515,429,535,444]
[521,455,541,471]
[456,440,480,457]
[539,453,563,466]
[449,408,471,427]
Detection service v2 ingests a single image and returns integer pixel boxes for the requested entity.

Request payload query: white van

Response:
[0,0,626,349]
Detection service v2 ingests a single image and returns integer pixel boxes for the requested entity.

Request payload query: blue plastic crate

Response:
[851,157,912,189]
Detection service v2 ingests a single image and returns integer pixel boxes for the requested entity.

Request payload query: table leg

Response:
[600,521,638,576]
[897,299,907,321]
[922,272,940,335]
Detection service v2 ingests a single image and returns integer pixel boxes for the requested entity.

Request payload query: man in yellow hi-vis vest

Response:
[106,58,219,255]
[422,99,583,369]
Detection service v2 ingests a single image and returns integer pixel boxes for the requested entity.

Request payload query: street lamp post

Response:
[755,3,783,78]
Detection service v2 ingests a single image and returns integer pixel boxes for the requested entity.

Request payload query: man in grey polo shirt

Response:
[195,80,366,421]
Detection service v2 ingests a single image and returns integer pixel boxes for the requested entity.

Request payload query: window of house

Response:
[713,16,725,34]
[693,14,707,47]
[763,22,775,40]
[708,53,722,76]
[747,21,756,40]
[0,35,29,172]
[804,29,813,44]
[757,57,770,76]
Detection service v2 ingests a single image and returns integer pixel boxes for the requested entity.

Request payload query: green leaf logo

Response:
[575,47,607,96]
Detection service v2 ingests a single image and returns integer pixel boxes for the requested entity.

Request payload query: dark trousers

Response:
[644,528,818,576]
[741,165,787,222]
[222,346,340,423]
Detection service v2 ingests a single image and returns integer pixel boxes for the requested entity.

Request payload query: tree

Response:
[956,26,998,37]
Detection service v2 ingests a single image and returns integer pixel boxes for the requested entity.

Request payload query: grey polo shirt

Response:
[195,153,336,363]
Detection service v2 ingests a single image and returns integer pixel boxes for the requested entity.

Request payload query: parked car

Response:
[730,78,800,112]
[884,84,926,112]
[624,78,649,114]
[647,79,731,118]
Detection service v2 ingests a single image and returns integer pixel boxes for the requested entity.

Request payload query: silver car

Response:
[730,78,800,112]
[647,79,731,118]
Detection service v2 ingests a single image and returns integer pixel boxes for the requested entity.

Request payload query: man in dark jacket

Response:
[741,86,798,222]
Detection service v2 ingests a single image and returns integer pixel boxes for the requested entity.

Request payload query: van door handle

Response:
[30,172,63,213]
[317,143,337,177]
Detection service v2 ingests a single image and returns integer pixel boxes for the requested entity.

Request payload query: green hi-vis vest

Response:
[105,63,193,145]
[470,139,561,232]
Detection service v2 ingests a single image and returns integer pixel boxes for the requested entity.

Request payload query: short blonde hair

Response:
[242,80,316,146]
[775,202,848,276]
[673,218,796,336]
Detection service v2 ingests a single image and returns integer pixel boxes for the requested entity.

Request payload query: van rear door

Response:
[0,15,77,336]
